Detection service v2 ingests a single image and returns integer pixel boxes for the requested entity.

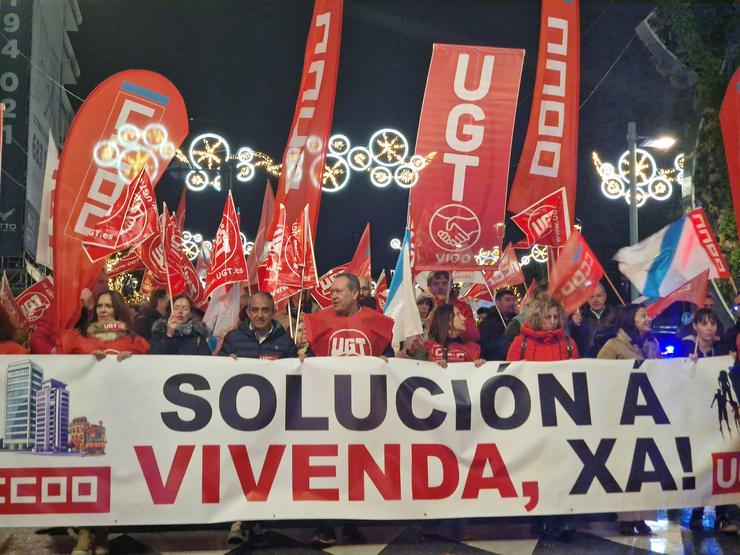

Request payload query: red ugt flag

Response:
[548,231,604,315]
[0,272,25,329]
[81,169,159,262]
[204,191,248,299]
[311,223,372,309]
[510,188,571,247]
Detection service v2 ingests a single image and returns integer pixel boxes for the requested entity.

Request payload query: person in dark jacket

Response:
[678,308,730,359]
[133,289,168,341]
[479,289,518,360]
[149,295,211,356]
[220,292,298,360]
[221,292,297,547]
[568,283,616,356]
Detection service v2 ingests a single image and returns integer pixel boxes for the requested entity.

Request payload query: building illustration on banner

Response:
[1,360,106,455]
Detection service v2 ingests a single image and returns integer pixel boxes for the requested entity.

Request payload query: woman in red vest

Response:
[506,294,578,361]
[0,304,28,354]
[423,304,484,367]
[57,289,149,360]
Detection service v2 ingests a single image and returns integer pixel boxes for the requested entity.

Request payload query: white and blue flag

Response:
[384,229,423,346]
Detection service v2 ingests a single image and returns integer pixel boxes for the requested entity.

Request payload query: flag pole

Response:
[160,203,175,315]
[602,273,627,306]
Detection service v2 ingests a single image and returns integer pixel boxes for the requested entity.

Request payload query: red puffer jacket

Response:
[506,324,579,361]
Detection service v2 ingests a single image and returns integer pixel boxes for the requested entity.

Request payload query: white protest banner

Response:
[0,355,738,526]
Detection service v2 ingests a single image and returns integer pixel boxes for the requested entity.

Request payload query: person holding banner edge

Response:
[148,295,212,356]
[597,304,659,535]
[427,271,480,343]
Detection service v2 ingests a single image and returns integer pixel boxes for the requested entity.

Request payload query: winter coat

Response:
[220,320,298,360]
[479,311,516,361]
[597,329,660,360]
[149,319,212,356]
[569,305,616,356]
[57,327,150,355]
[506,324,579,361]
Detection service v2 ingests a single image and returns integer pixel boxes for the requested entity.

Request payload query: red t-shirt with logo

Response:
[304,306,394,356]
[424,339,480,363]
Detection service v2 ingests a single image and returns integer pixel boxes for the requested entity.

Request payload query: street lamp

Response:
[626,122,675,298]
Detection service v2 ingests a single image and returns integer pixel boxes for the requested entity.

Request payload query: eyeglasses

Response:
[545,314,560,320]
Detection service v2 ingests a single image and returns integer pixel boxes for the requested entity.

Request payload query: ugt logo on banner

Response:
[712,452,740,494]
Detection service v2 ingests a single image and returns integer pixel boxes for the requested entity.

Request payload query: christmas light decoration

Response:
[593,150,682,207]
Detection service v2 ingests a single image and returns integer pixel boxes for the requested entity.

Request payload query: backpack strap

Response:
[565,337,573,359]
[520,336,527,359]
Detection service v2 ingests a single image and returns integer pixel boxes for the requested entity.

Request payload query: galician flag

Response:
[613,208,729,298]
[384,229,423,347]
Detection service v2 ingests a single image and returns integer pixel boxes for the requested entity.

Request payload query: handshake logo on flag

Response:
[430,204,481,251]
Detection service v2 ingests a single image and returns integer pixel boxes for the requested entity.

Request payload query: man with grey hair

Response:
[304,272,395,357]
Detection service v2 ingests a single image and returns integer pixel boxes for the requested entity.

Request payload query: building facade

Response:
[34,378,70,453]
[69,416,106,455]
[4,359,44,450]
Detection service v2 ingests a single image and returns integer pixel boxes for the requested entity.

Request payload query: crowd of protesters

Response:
[1,268,739,551]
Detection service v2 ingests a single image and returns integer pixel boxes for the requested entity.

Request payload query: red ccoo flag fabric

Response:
[646,270,709,319]
[81,169,159,262]
[507,0,580,221]
[52,70,188,334]
[204,191,249,299]
[272,0,343,240]
[548,231,604,315]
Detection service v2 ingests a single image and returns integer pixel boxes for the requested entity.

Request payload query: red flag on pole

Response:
[484,244,525,290]
[81,169,159,262]
[52,70,188,334]
[410,44,524,270]
[16,278,54,331]
[263,204,288,293]
[507,0,580,222]
[271,205,319,304]
[161,205,187,297]
[646,270,710,319]
[204,191,249,299]
[0,272,25,329]
[548,231,604,315]
[510,188,571,247]
[247,180,275,289]
[272,0,343,240]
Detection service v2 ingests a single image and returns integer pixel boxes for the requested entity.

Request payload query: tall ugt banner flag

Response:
[410,44,524,270]
[52,70,188,333]
[720,68,740,241]
[273,0,343,239]
[507,0,580,222]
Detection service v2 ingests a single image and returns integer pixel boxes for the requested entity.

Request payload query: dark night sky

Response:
[69,0,692,282]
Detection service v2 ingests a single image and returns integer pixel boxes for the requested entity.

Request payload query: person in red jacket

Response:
[57,289,149,360]
[421,304,484,367]
[0,304,28,354]
[506,294,578,361]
